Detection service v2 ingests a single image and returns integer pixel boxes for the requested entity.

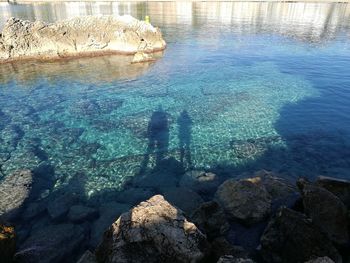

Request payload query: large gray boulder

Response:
[0,170,33,220]
[260,207,342,263]
[96,195,208,263]
[215,178,271,225]
[298,182,349,245]
[0,15,166,62]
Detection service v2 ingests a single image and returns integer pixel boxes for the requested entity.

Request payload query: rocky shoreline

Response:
[0,169,349,262]
[0,15,166,63]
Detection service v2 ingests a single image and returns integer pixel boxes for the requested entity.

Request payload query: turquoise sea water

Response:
[1,1,350,259]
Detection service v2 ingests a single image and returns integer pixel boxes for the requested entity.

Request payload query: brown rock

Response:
[96,195,208,263]
[215,178,271,225]
[0,223,16,263]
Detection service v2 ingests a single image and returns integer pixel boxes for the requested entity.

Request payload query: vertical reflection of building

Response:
[0,2,350,41]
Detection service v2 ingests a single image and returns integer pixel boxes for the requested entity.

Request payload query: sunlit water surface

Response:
[1,1,350,259]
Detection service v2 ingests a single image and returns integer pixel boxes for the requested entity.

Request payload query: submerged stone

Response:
[67,205,99,223]
[0,170,33,221]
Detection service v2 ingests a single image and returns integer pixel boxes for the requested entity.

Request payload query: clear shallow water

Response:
[1,1,350,256]
[1,2,350,187]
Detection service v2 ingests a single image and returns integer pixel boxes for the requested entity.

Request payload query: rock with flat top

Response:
[96,195,208,263]
[0,16,166,62]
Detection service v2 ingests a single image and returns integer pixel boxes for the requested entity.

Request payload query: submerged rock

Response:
[305,257,335,263]
[211,237,250,262]
[67,205,99,223]
[0,15,166,62]
[179,170,221,195]
[215,178,271,225]
[0,223,16,263]
[298,181,349,245]
[47,192,80,221]
[132,51,154,63]
[0,170,33,220]
[260,207,341,263]
[96,195,208,263]
[15,224,85,263]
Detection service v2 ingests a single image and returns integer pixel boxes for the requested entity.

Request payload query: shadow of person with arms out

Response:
[178,110,192,169]
[139,105,169,174]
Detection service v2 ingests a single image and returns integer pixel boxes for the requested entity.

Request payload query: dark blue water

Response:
[1,1,350,259]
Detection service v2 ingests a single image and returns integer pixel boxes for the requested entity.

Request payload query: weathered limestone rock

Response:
[96,195,208,263]
[316,176,350,208]
[0,223,16,263]
[0,15,166,62]
[0,170,33,220]
[215,178,271,224]
[15,224,85,263]
[191,201,230,240]
[132,51,154,63]
[260,207,342,263]
[298,182,349,245]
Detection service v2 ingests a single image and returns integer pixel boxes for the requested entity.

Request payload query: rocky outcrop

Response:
[96,195,208,263]
[0,223,16,263]
[0,170,33,220]
[215,178,271,225]
[260,207,342,263]
[0,15,166,62]
[298,180,349,245]
[316,176,350,208]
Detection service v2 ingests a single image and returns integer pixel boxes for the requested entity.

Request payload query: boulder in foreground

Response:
[96,195,208,263]
[0,15,166,62]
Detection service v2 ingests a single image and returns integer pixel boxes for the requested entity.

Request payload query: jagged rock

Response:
[316,176,350,208]
[217,255,255,263]
[161,187,204,216]
[96,195,208,263]
[89,202,131,248]
[14,224,85,263]
[47,192,80,221]
[0,16,166,62]
[191,201,230,240]
[298,182,349,245]
[254,170,296,199]
[0,223,16,263]
[77,250,97,263]
[260,207,342,263]
[0,170,33,220]
[215,178,271,225]
[67,205,99,223]
[179,170,221,195]
[305,257,335,263]
[211,237,249,262]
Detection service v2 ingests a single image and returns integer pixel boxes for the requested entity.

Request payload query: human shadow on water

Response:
[178,110,193,169]
[139,105,170,174]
